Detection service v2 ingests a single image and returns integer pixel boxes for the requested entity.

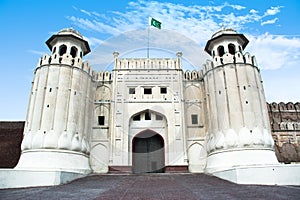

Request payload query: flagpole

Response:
[147,17,150,59]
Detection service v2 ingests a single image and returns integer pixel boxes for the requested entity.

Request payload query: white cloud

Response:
[66,1,299,102]
[83,36,103,47]
[264,6,282,16]
[68,0,299,72]
[261,18,278,26]
[247,33,300,70]
[28,50,47,56]
[80,9,92,16]
[250,9,258,14]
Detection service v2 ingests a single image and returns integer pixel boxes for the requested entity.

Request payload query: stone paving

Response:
[0,173,299,200]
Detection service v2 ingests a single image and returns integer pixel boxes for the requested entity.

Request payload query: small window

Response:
[98,116,105,125]
[129,88,135,94]
[59,45,67,56]
[156,114,163,120]
[70,46,78,58]
[191,114,198,125]
[217,45,225,57]
[228,44,235,55]
[145,111,151,120]
[133,114,141,121]
[144,88,152,94]
[160,87,167,94]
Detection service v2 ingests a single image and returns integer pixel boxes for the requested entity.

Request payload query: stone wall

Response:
[1,103,300,167]
[0,122,24,168]
[267,102,300,163]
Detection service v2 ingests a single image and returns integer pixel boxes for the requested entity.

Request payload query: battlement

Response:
[268,102,300,112]
[203,51,258,73]
[94,71,112,82]
[114,57,181,70]
[37,53,95,77]
[183,70,203,81]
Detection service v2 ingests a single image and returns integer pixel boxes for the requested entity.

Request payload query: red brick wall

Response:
[267,102,300,163]
[0,122,24,168]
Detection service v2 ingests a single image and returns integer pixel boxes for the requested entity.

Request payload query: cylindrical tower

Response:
[16,28,93,173]
[203,28,278,173]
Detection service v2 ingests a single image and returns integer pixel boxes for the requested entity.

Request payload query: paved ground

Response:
[0,173,300,200]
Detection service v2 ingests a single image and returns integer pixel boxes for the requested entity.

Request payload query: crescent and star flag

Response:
[149,17,161,29]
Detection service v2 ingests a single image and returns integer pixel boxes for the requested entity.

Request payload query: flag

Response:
[149,17,161,29]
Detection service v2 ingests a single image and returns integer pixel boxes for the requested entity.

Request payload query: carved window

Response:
[228,44,235,55]
[145,111,151,120]
[191,114,198,125]
[70,46,78,58]
[129,88,135,94]
[144,88,152,94]
[160,87,167,94]
[59,45,67,56]
[98,116,105,125]
[217,45,225,57]
[156,114,163,120]
[133,114,141,121]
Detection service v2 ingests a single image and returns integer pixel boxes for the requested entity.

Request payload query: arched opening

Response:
[70,46,78,58]
[132,130,165,173]
[52,46,56,54]
[228,43,236,55]
[59,45,67,56]
[217,45,225,57]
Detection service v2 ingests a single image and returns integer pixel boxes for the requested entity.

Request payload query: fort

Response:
[0,27,299,188]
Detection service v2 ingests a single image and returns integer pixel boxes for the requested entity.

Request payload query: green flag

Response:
[150,17,161,29]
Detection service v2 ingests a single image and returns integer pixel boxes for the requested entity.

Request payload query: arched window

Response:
[228,44,235,55]
[52,47,56,54]
[217,45,225,57]
[70,46,78,58]
[59,45,67,56]
[212,50,215,57]
[80,51,83,58]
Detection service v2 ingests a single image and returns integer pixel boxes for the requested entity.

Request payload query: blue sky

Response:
[0,0,299,120]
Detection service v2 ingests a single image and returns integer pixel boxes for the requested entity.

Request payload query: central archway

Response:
[132,130,165,173]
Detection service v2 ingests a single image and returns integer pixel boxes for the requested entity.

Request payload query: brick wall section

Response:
[0,121,24,168]
[267,102,300,163]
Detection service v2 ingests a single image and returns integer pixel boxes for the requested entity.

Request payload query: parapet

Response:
[183,70,203,81]
[114,58,180,70]
[36,53,95,77]
[94,71,112,82]
[203,51,258,74]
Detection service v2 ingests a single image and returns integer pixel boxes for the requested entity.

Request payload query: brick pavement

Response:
[0,173,299,200]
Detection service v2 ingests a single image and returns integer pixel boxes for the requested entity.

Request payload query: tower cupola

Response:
[204,28,249,58]
[46,27,91,60]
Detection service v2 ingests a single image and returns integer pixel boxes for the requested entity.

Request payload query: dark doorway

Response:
[132,130,165,173]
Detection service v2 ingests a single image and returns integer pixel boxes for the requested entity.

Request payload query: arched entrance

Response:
[132,130,165,173]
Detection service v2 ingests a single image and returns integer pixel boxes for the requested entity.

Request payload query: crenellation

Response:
[244,52,252,64]
[235,52,244,63]
[115,58,179,70]
[223,53,234,64]
[40,54,51,66]
[252,55,257,66]
[213,56,223,66]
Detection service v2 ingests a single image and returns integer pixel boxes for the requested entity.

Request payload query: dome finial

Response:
[221,24,225,30]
